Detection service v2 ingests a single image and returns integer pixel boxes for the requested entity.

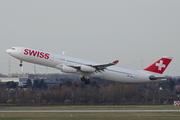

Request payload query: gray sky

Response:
[1,0,180,76]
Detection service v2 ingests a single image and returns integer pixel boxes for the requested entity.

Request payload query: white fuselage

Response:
[6,47,163,83]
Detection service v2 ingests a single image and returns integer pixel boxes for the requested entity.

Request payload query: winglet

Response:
[112,60,119,64]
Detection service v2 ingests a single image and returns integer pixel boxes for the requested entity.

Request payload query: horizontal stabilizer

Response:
[149,75,169,81]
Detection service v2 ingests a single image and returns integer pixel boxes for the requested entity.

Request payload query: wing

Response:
[71,60,119,72]
[69,60,119,73]
[91,60,119,70]
[55,60,119,73]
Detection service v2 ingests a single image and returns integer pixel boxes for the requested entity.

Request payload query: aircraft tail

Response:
[143,56,173,74]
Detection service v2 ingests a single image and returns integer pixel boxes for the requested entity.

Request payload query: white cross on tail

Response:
[156,60,166,70]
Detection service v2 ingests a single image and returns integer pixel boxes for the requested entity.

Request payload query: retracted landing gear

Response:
[81,77,90,84]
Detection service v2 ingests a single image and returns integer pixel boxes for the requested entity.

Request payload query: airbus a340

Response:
[6,47,173,84]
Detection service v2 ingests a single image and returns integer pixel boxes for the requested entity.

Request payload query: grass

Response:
[0,105,180,120]
[0,105,180,110]
[0,112,180,120]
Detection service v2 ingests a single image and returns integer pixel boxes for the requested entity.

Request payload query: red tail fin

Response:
[143,56,173,74]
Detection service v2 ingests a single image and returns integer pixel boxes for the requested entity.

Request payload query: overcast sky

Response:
[1,0,180,76]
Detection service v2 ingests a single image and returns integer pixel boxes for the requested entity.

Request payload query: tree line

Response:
[0,77,179,105]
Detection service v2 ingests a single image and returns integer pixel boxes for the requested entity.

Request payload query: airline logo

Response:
[143,56,172,74]
[113,60,119,64]
[156,60,166,71]
[24,49,50,59]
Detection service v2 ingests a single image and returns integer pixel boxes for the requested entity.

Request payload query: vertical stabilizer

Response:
[143,56,173,74]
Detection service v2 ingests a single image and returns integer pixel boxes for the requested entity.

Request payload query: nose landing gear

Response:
[19,61,23,73]
[19,61,23,67]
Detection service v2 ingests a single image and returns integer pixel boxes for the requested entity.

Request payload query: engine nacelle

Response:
[56,64,77,73]
[80,65,96,72]
[62,65,77,73]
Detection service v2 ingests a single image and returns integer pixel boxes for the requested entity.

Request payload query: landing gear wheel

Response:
[19,61,23,67]
[85,79,90,84]
[81,77,85,81]
[81,77,90,84]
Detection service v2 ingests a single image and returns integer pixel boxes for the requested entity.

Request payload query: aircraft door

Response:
[49,54,54,61]
[19,48,24,54]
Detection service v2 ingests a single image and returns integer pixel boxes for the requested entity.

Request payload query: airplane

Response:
[6,47,173,84]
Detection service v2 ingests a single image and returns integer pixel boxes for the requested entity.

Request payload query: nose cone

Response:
[6,49,11,54]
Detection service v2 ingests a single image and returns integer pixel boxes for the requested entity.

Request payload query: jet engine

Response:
[55,64,77,73]
[61,65,77,73]
[80,65,96,72]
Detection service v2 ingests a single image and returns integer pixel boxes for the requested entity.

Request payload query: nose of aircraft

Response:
[6,49,11,54]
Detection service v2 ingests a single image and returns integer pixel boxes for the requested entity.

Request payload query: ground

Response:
[0,105,180,120]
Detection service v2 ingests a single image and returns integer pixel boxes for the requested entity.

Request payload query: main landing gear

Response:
[81,77,90,84]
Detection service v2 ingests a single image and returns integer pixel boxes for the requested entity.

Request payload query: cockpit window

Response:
[12,47,16,50]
